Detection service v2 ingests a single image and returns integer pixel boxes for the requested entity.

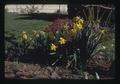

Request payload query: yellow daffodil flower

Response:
[74,16,84,23]
[32,30,40,38]
[50,43,57,51]
[71,28,77,33]
[23,34,28,40]
[22,31,28,40]
[32,30,37,36]
[80,19,84,24]
[75,16,81,21]
[36,33,40,37]
[76,22,83,29]
[59,37,66,45]
[22,31,27,34]
[63,23,69,30]
[101,30,105,34]
[73,22,83,30]
[102,46,106,49]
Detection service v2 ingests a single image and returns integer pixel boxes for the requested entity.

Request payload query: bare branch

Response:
[82,5,115,10]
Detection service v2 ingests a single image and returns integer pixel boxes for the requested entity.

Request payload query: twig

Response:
[82,5,115,10]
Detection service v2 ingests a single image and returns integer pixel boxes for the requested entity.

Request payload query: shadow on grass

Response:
[5,33,18,47]
[15,13,69,21]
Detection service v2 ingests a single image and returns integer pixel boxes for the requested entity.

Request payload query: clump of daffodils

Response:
[50,37,66,52]
[70,16,84,38]
[72,16,84,31]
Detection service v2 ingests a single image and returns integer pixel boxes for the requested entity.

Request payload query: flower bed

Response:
[5,6,115,79]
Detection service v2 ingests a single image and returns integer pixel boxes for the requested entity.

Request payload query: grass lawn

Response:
[5,12,51,49]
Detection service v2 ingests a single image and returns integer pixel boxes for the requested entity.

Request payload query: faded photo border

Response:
[0,0,120,82]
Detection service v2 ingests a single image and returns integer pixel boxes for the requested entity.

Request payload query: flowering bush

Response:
[5,15,113,72]
[45,18,73,33]
[44,16,112,70]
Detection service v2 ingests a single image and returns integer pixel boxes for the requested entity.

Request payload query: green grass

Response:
[5,12,51,48]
